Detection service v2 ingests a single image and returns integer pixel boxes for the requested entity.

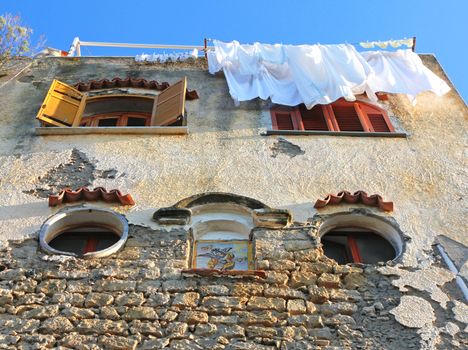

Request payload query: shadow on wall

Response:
[0,202,49,221]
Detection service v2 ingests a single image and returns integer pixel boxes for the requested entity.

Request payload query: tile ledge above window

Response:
[182,268,266,279]
[262,130,407,138]
[36,126,188,136]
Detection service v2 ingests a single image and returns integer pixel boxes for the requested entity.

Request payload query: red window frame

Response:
[80,112,152,127]
[270,99,395,133]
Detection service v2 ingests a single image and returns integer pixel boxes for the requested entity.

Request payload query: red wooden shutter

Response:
[360,103,395,132]
[368,114,390,132]
[332,104,364,131]
[299,105,330,130]
[271,110,296,130]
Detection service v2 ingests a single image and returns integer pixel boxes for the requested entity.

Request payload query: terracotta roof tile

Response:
[314,191,393,212]
[48,187,135,207]
[73,77,199,100]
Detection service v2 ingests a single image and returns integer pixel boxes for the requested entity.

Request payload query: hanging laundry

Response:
[208,40,374,108]
[362,49,451,101]
[208,40,450,108]
[136,49,198,63]
[359,38,414,50]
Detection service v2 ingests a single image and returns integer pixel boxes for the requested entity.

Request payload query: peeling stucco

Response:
[379,265,455,308]
[390,295,435,328]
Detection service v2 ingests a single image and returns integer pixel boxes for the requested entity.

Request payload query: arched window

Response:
[190,203,254,271]
[270,99,395,133]
[322,228,395,264]
[318,212,405,264]
[39,208,128,258]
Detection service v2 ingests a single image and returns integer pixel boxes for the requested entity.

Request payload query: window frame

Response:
[269,99,399,135]
[36,79,189,135]
[321,229,396,264]
[80,112,152,127]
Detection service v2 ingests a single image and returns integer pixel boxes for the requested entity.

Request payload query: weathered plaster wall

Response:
[0,55,467,349]
[0,56,466,258]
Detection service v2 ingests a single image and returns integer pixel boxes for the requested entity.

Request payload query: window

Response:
[35,77,188,131]
[39,208,128,258]
[322,229,396,264]
[270,99,395,133]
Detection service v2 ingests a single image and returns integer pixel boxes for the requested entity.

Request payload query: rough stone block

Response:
[264,287,306,300]
[317,273,340,288]
[308,286,330,304]
[217,324,245,339]
[202,296,248,309]
[115,292,145,306]
[235,311,278,326]
[84,292,114,307]
[269,259,296,271]
[199,284,230,296]
[265,272,289,285]
[77,319,128,335]
[293,249,321,262]
[36,279,67,296]
[22,305,59,319]
[287,299,307,315]
[162,279,197,293]
[246,326,278,338]
[178,310,209,324]
[98,335,138,350]
[123,306,158,320]
[247,297,286,311]
[287,314,323,328]
[129,320,163,337]
[194,323,218,336]
[40,316,74,333]
[166,322,189,339]
[290,271,317,288]
[319,302,357,316]
[146,292,170,307]
[66,280,92,294]
[62,306,95,319]
[137,280,161,293]
[95,279,137,292]
[231,283,264,296]
[172,292,200,308]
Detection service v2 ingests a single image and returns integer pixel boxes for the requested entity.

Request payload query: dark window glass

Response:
[83,97,153,117]
[322,230,395,264]
[127,117,147,126]
[98,118,118,127]
[48,228,120,256]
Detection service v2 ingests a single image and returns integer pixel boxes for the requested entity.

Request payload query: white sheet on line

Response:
[208,40,450,108]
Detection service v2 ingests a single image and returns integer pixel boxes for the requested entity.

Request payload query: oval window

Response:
[39,208,128,258]
[322,228,396,264]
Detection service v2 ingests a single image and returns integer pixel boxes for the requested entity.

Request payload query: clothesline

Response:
[203,37,416,53]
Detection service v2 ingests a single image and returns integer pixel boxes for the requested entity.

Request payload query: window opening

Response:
[270,99,395,133]
[322,229,396,264]
[39,208,128,258]
[36,78,188,128]
[48,226,120,255]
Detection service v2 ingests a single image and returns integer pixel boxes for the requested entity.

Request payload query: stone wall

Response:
[1,223,466,350]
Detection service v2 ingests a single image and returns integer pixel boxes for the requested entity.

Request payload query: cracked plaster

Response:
[0,56,466,270]
[390,295,435,328]
[379,265,455,308]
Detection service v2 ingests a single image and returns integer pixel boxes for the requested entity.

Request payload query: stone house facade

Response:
[0,52,466,349]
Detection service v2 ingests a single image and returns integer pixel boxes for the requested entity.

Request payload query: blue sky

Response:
[2,0,467,102]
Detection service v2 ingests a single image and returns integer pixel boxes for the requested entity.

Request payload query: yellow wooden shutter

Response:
[151,77,187,126]
[36,80,87,127]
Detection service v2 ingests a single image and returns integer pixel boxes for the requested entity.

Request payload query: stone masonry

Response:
[1,223,465,350]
